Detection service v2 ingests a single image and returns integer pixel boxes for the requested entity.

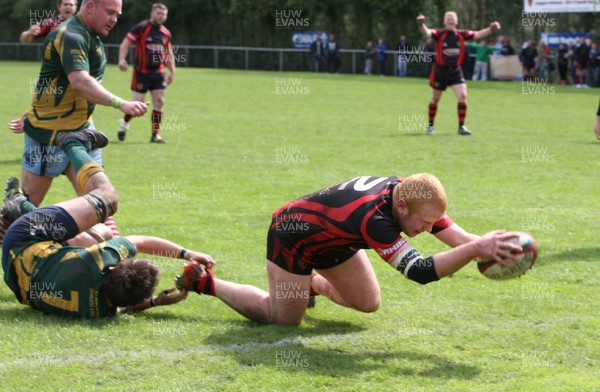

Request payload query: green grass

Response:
[1,61,599,391]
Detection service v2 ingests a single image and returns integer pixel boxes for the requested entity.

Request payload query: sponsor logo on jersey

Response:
[442,48,461,56]
[444,48,460,57]
[376,238,407,257]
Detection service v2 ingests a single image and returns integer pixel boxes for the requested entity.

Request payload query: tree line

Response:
[2,0,598,50]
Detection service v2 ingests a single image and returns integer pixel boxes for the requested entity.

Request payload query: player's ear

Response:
[396,198,408,215]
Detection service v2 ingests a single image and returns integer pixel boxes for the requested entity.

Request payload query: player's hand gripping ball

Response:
[478,232,537,280]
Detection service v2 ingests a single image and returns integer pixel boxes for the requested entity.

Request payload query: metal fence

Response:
[0,42,435,77]
[4,42,593,84]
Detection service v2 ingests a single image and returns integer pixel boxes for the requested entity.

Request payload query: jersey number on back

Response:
[338,176,387,192]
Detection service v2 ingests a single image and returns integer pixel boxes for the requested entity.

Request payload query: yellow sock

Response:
[76,162,105,191]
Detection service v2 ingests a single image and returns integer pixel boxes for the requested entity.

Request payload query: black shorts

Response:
[131,71,166,93]
[266,216,357,276]
[429,64,465,91]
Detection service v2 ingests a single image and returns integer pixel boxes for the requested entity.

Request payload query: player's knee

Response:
[154,96,165,108]
[355,296,381,313]
[107,191,119,215]
[459,92,467,101]
[85,189,119,221]
[99,186,119,214]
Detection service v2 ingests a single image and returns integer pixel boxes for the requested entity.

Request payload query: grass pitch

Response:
[0,62,599,391]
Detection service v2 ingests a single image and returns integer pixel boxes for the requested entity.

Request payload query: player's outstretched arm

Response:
[67,70,148,117]
[124,235,216,269]
[416,15,431,38]
[432,230,520,277]
[123,287,188,313]
[386,231,521,284]
[473,21,501,41]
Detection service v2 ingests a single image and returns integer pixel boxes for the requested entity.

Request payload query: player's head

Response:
[393,173,447,237]
[104,258,159,307]
[57,0,77,20]
[80,0,121,37]
[150,3,168,25]
[443,11,458,30]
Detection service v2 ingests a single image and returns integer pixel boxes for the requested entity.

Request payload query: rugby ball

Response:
[477,232,537,280]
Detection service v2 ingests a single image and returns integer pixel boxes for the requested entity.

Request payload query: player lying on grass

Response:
[1,130,214,317]
[177,174,521,325]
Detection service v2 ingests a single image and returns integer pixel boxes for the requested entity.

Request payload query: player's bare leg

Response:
[451,83,470,135]
[149,88,166,143]
[217,261,310,325]
[180,259,310,325]
[427,88,443,135]
[20,168,53,207]
[118,91,146,141]
[312,250,381,312]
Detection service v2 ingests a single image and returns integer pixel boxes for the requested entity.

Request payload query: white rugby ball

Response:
[477,232,538,280]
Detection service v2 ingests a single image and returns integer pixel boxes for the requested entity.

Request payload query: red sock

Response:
[152,110,162,135]
[103,216,120,237]
[458,102,467,126]
[428,102,437,125]
[197,267,215,296]
[309,273,320,296]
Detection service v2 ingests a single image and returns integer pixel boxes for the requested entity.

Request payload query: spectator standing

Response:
[364,40,375,75]
[574,37,589,87]
[520,40,537,81]
[557,43,569,85]
[326,33,340,73]
[536,40,552,82]
[589,42,600,87]
[500,37,515,55]
[310,35,325,72]
[467,40,497,81]
[376,38,388,76]
[397,35,409,77]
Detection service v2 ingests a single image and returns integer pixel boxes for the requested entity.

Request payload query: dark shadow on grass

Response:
[204,316,366,346]
[0,306,119,328]
[538,247,600,264]
[0,303,202,326]
[207,342,480,379]
[203,316,480,379]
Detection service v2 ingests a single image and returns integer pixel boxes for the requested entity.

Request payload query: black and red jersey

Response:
[126,20,172,74]
[271,176,453,265]
[35,16,62,38]
[430,28,475,67]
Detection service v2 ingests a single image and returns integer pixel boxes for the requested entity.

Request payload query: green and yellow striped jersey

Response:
[25,13,106,145]
[5,237,136,318]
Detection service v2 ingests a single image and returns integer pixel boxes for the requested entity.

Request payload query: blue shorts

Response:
[1,206,79,275]
[22,133,104,178]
